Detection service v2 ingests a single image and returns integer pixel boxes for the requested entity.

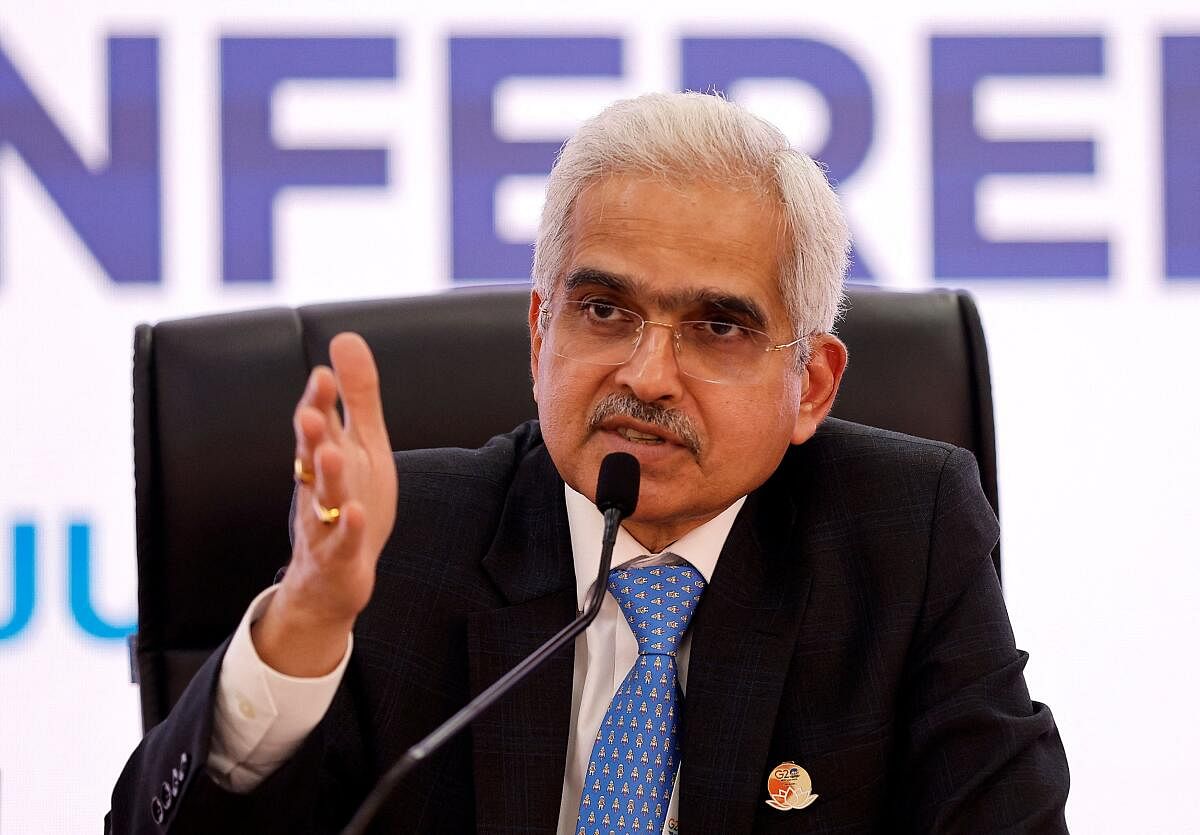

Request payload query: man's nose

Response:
[613,322,684,402]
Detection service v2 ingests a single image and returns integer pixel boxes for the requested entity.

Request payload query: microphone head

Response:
[595,452,640,518]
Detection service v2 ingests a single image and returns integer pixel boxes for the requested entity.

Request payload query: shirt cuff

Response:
[207,585,353,793]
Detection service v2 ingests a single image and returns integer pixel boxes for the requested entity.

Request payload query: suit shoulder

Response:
[778,417,987,527]
[391,420,545,486]
[386,420,548,553]
[799,417,963,476]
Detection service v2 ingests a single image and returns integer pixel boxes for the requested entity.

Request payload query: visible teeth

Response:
[618,428,663,443]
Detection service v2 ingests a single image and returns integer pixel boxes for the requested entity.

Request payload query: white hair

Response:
[532,92,850,356]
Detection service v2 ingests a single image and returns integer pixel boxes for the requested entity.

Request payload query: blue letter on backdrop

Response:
[449,37,622,282]
[68,522,134,640]
[931,36,1108,279]
[0,523,35,640]
[220,37,396,283]
[681,37,876,279]
[1163,36,1200,279]
[0,37,160,284]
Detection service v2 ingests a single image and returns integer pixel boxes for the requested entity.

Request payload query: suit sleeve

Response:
[899,446,1070,833]
[105,638,337,835]
[207,587,351,792]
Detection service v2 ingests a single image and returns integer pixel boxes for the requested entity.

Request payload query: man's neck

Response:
[563,485,745,610]
[622,515,722,555]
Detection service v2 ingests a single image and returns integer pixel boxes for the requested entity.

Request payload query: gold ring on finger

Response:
[294,457,315,485]
[312,498,341,525]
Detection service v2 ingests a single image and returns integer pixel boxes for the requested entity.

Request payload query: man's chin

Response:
[625,476,703,517]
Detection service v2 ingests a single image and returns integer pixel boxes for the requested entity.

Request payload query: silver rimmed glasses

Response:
[540,299,807,385]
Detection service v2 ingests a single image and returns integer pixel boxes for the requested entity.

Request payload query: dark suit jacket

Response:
[108,418,1069,833]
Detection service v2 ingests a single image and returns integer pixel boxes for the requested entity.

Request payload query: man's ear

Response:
[791,334,848,445]
[528,290,544,404]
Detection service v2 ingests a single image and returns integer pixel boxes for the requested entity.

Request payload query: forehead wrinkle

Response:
[571,181,773,268]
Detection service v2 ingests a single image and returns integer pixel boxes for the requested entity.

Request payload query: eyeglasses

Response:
[539,299,807,385]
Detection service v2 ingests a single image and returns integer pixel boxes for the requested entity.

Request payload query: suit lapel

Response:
[679,479,813,835]
[467,445,576,834]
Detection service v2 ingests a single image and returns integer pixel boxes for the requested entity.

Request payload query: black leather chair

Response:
[130,285,998,732]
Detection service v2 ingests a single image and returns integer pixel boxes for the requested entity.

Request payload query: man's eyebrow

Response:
[562,267,771,330]
[563,267,632,294]
[692,292,768,330]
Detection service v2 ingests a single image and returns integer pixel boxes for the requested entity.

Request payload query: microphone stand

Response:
[340,505,626,835]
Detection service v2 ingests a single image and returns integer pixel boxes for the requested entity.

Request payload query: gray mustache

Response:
[587,393,702,455]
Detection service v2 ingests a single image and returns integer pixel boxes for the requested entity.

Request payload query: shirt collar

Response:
[564,483,746,610]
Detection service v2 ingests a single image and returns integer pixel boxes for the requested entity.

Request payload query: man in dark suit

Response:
[108,92,1069,833]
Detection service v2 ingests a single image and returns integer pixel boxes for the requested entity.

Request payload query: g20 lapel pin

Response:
[766,762,818,811]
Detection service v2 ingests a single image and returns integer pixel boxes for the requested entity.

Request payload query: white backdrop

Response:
[1,2,1198,832]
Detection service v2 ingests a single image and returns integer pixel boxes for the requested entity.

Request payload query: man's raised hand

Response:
[252,333,398,677]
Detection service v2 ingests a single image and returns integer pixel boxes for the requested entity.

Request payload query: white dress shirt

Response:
[209,485,746,835]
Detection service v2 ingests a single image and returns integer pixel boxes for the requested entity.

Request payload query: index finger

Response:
[328,332,387,445]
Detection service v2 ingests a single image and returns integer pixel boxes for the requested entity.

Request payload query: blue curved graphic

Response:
[0,523,36,640]
[68,522,135,640]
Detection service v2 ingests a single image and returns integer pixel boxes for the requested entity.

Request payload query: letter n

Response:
[0,37,160,284]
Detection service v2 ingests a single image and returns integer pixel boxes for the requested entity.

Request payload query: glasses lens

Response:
[548,300,642,365]
[677,321,771,384]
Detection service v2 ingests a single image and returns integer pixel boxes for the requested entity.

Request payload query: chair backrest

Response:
[131,285,998,731]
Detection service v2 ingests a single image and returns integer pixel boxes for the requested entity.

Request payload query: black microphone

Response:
[596,450,640,517]
[340,452,640,835]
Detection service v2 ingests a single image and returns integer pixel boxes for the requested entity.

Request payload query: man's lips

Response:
[596,417,695,453]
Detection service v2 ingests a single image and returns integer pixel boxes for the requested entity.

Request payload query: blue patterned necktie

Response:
[576,562,707,835]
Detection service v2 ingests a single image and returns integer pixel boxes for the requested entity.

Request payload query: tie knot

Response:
[607,562,706,655]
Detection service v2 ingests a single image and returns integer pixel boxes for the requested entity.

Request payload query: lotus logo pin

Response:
[766,762,818,810]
